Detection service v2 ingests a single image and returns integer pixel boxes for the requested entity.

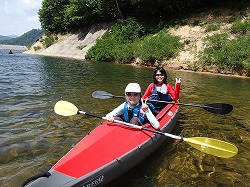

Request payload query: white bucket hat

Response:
[125,83,141,93]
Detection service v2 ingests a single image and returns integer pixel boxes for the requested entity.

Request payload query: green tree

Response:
[39,0,249,34]
[63,0,130,31]
[63,0,104,31]
[39,0,70,33]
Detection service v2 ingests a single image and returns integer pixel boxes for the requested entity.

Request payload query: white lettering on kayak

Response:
[82,175,104,187]
[167,111,173,116]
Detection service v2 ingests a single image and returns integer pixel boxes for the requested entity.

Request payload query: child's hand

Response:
[141,98,149,112]
[105,115,114,122]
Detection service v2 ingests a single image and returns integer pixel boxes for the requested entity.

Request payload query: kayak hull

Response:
[26,104,179,187]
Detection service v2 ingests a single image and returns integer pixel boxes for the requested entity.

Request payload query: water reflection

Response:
[0,51,249,187]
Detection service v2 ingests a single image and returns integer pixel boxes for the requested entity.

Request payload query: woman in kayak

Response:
[105,83,159,129]
[142,67,181,110]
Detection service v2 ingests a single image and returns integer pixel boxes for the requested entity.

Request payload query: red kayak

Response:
[24,104,179,187]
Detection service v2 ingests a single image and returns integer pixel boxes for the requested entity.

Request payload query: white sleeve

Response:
[106,102,125,117]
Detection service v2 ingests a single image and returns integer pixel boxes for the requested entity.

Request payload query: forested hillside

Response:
[0,29,44,46]
[0,35,13,41]
[39,0,246,34]
[36,0,250,76]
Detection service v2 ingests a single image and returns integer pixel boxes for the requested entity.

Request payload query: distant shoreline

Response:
[0,44,27,51]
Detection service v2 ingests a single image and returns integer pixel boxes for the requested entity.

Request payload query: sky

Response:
[0,0,43,36]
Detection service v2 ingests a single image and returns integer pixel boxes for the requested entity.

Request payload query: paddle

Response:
[54,100,238,158]
[92,91,233,115]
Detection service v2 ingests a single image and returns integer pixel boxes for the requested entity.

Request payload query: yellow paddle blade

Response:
[185,137,238,158]
[54,100,78,116]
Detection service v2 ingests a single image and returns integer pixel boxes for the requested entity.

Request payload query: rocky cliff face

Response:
[25,23,113,60]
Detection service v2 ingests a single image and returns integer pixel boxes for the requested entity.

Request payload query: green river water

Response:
[0,50,249,187]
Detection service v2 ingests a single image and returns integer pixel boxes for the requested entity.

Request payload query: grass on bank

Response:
[85,18,183,65]
[86,16,250,76]
[201,20,250,76]
[132,31,183,65]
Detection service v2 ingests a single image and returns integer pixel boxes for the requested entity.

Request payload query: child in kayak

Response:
[142,67,181,110]
[105,83,159,129]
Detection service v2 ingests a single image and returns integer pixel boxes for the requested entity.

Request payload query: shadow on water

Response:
[0,51,249,187]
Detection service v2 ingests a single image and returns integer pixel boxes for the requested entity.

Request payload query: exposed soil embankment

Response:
[25,23,112,59]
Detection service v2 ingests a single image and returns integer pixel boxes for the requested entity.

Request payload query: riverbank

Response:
[0,44,27,51]
[25,9,249,78]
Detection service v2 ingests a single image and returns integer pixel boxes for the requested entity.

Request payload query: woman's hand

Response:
[175,78,181,83]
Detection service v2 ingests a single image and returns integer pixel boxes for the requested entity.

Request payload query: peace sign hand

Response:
[141,98,149,112]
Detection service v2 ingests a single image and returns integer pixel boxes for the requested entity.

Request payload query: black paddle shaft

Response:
[92,91,233,114]
[149,100,233,114]
[78,110,104,119]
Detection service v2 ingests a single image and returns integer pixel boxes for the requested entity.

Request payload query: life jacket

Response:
[123,102,155,124]
[149,84,172,111]
[150,84,172,102]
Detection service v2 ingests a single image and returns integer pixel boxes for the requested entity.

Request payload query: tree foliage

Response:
[39,0,70,33]
[39,0,127,33]
[39,0,232,34]
[63,0,106,31]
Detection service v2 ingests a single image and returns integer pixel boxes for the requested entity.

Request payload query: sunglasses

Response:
[156,73,164,77]
[126,92,139,97]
